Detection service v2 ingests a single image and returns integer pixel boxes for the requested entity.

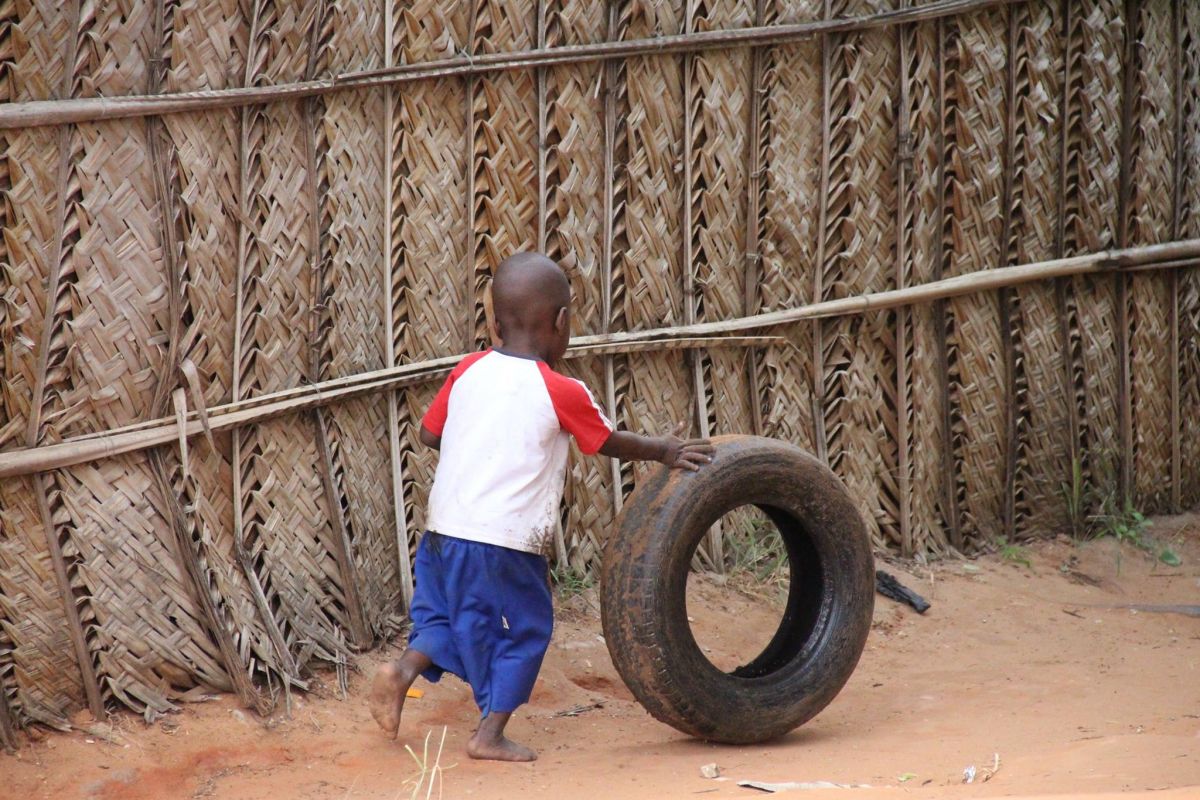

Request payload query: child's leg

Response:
[462,546,554,762]
[368,648,433,739]
[467,712,535,762]
[370,533,465,739]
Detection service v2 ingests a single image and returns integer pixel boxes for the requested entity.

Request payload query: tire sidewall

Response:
[602,436,875,744]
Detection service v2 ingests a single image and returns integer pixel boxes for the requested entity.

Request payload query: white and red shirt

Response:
[421,348,615,554]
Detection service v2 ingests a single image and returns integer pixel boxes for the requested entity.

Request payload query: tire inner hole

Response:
[684,504,824,677]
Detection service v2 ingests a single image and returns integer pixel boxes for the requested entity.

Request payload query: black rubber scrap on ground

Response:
[875,570,930,614]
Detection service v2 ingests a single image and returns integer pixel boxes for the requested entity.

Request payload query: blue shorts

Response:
[407,532,553,716]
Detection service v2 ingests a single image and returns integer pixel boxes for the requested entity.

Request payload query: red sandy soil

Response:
[5,517,1199,800]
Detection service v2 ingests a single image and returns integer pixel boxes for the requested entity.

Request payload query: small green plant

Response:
[1062,451,1153,547]
[549,563,595,600]
[1061,456,1086,539]
[718,513,790,604]
[1057,451,1167,574]
[1089,494,1151,550]
[1158,546,1182,568]
[724,516,788,582]
[996,536,1032,568]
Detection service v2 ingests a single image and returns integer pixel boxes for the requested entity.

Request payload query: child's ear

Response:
[554,307,568,332]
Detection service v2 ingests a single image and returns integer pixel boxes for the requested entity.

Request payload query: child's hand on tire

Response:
[657,422,715,471]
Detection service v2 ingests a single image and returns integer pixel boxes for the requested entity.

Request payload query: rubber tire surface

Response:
[600,435,874,744]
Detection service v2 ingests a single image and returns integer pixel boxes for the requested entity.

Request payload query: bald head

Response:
[492,252,571,338]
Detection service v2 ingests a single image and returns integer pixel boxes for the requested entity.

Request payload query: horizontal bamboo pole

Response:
[0,0,1023,130]
[0,239,1195,480]
[573,241,1200,347]
[0,336,777,479]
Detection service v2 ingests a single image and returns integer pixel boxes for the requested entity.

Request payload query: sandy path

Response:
[5,522,1198,800]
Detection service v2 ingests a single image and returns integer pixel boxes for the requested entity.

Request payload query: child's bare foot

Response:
[368,650,432,739]
[467,732,537,762]
[368,662,408,738]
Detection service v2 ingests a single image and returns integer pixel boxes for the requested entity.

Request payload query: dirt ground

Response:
[5,517,1199,800]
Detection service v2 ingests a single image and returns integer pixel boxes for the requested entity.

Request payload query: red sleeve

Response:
[421,350,490,436]
[537,363,615,455]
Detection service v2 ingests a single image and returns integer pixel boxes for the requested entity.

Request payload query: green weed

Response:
[1089,494,1151,550]
[549,563,595,600]
[1061,456,1086,540]
[715,512,790,603]
[1055,451,1178,574]
[995,536,1032,568]
[723,516,788,582]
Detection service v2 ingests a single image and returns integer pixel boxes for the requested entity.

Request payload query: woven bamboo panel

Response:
[318,3,400,639]
[687,0,755,565]
[617,0,697,548]
[59,455,232,709]
[24,0,254,717]
[620,3,693,499]
[1127,0,1175,512]
[399,383,442,555]
[759,0,821,458]
[600,1,635,516]
[759,5,820,314]
[155,1,280,705]
[941,8,1008,549]
[1181,4,1200,508]
[544,0,616,574]
[233,0,353,668]
[0,480,83,728]
[1067,0,1123,501]
[760,327,815,452]
[898,19,951,555]
[469,0,539,349]
[817,0,901,551]
[0,1,85,729]
[689,0,752,326]
[1007,2,1071,539]
[388,0,473,579]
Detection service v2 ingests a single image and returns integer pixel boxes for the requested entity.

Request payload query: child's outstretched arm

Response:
[598,422,714,472]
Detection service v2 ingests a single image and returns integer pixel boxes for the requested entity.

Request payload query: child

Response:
[368,252,713,762]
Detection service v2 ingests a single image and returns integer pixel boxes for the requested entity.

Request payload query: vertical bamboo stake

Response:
[934,15,963,550]
[894,0,914,557]
[1052,0,1083,527]
[143,0,261,710]
[0,0,17,742]
[811,0,834,465]
[383,0,415,609]
[682,0,704,441]
[1169,0,1183,511]
[998,4,1019,541]
[535,0,570,570]
[232,0,301,685]
[680,0,720,567]
[24,0,105,720]
[536,0,548,254]
[464,5,480,353]
[303,0,370,649]
[1114,0,1139,505]
[742,0,769,438]
[601,0,625,514]
[0,684,14,750]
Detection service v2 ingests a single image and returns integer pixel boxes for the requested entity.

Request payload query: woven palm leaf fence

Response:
[0,0,1197,745]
